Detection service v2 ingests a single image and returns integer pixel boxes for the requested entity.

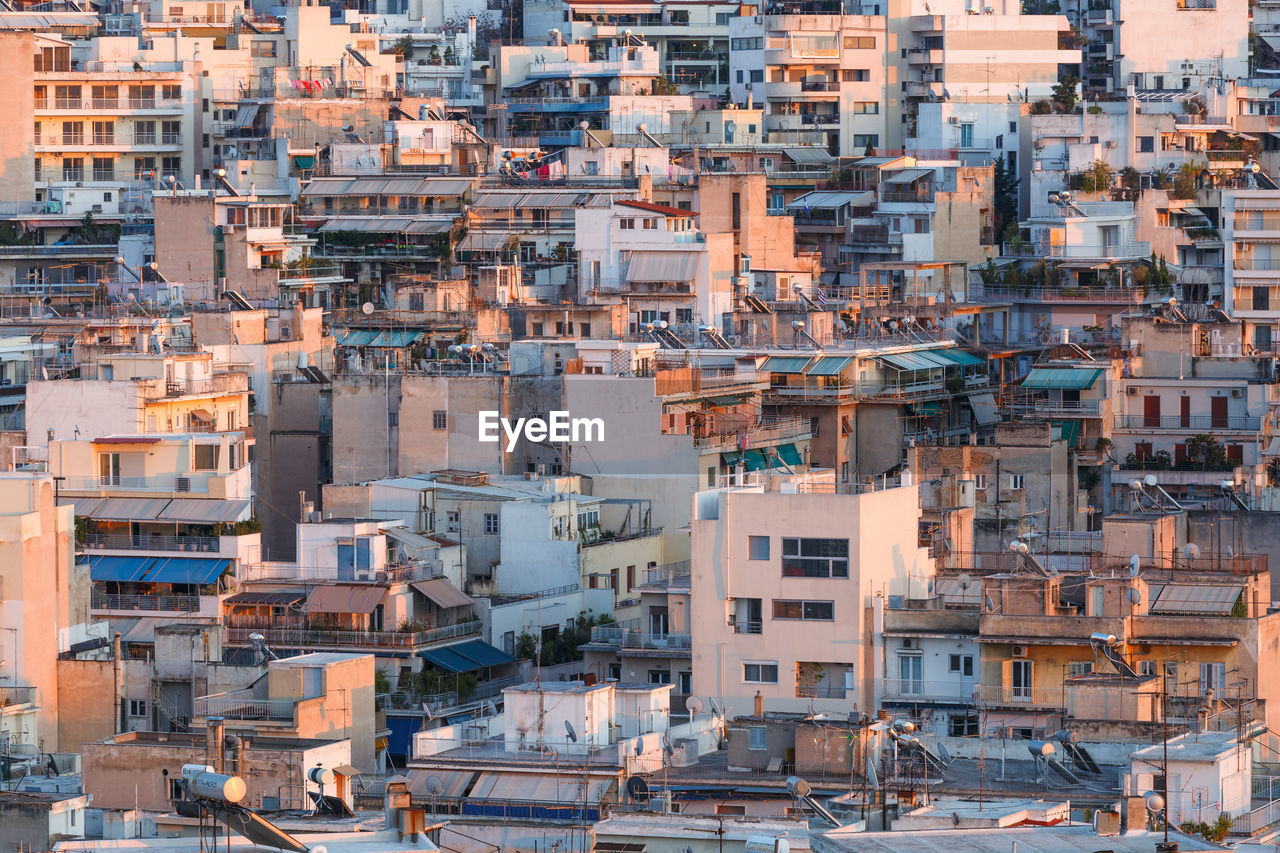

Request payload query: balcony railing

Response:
[224,620,481,649]
[589,624,692,651]
[881,678,975,702]
[84,533,221,552]
[796,685,847,699]
[0,686,38,707]
[194,691,301,722]
[973,684,1066,709]
[1003,241,1152,259]
[92,591,201,612]
[1115,415,1260,431]
[59,474,216,494]
[730,620,763,634]
[691,417,811,450]
[1008,398,1102,416]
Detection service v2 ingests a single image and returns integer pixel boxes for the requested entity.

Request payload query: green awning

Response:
[721,451,742,466]
[933,349,986,367]
[742,449,768,471]
[777,443,803,466]
[878,352,944,371]
[805,356,854,376]
[1022,367,1102,389]
[707,395,747,406]
[1053,419,1082,446]
[293,155,315,169]
[761,356,814,374]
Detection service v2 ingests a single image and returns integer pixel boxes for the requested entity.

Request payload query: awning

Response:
[784,147,836,165]
[450,640,516,668]
[933,349,986,367]
[233,104,261,129]
[1149,584,1242,615]
[804,356,854,376]
[1022,367,1102,390]
[741,449,768,471]
[720,451,741,466]
[146,557,230,585]
[156,498,252,524]
[760,356,813,373]
[224,591,306,606]
[776,443,803,467]
[318,217,453,234]
[467,773,611,803]
[968,393,999,426]
[85,498,172,521]
[1053,419,1082,446]
[878,352,946,371]
[301,177,474,198]
[624,251,699,283]
[412,578,475,609]
[305,584,385,614]
[881,168,933,186]
[419,645,476,673]
[457,231,515,252]
[406,769,473,799]
[89,555,153,583]
[339,330,378,346]
[786,190,875,211]
[706,394,747,406]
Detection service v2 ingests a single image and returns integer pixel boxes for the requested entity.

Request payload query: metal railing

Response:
[691,417,811,450]
[194,691,302,722]
[973,684,1066,709]
[795,685,847,699]
[92,591,201,612]
[730,620,762,634]
[59,474,215,494]
[1231,799,1280,834]
[1007,398,1102,416]
[84,533,221,552]
[1116,415,1260,430]
[225,620,481,649]
[881,678,975,702]
[1003,241,1153,259]
[589,624,692,651]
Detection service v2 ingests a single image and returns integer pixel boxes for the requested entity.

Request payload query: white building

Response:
[1129,731,1251,826]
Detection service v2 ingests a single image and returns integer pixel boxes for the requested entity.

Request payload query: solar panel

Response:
[206,802,309,853]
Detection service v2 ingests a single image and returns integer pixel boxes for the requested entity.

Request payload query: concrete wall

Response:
[153,195,218,297]
[0,32,35,203]
[56,659,118,752]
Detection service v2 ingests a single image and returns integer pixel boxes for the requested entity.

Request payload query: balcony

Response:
[795,685,847,699]
[0,686,38,708]
[1002,241,1152,260]
[1008,398,1103,417]
[906,80,944,99]
[193,689,304,723]
[36,98,185,113]
[224,621,482,649]
[588,622,692,653]
[881,678,975,703]
[906,48,943,65]
[1115,415,1260,431]
[91,591,201,612]
[59,474,220,494]
[691,416,812,451]
[140,372,250,399]
[973,683,1066,710]
[972,284,1146,304]
[1176,0,1216,7]
[730,620,763,634]
[84,533,221,553]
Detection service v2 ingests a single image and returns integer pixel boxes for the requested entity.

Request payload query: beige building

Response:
[0,32,36,204]
[0,474,89,753]
[689,474,934,713]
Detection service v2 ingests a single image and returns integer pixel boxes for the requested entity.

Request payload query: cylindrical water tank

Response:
[190,771,247,804]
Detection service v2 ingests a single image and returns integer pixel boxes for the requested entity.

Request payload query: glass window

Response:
[772,600,834,620]
[748,535,770,560]
[432,410,447,430]
[484,513,499,535]
[748,726,767,750]
[782,538,848,577]
[744,662,779,683]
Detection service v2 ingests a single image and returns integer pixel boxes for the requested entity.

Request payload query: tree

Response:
[1184,433,1228,471]
[992,155,1020,236]
[1070,159,1114,194]
[1053,74,1080,113]
[650,75,680,96]
[1171,162,1203,199]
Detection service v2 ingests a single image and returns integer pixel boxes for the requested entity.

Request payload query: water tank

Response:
[189,771,247,804]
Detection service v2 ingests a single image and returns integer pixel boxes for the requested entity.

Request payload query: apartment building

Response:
[689,473,934,714]
[0,474,91,753]
[728,11,886,155]
[524,0,737,93]
[1062,0,1248,95]
[1224,189,1280,323]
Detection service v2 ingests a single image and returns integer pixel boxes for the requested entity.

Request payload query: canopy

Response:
[1053,419,1082,446]
[881,168,933,186]
[775,443,803,467]
[89,555,228,585]
[878,352,947,371]
[933,349,986,367]
[300,176,474,197]
[412,578,474,609]
[784,147,836,165]
[804,356,854,376]
[1022,367,1102,390]
[318,217,453,234]
[233,104,260,129]
[457,231,516,252]
[86,498,172,522]
[786,191,874,211]
[968,393,999,426]
[759,356,813,374]
[157,499,252,524]
[305,584,385,614]
[625,251,699,282]
[224,591,306,606]
[419,640,514,673]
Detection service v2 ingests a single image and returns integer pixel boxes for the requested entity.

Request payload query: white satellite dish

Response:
[1185,543,1201,559]
[424,775,445,796]
[1144,473,1159,488]
[686,697,704,716]
[956,572,972,590]
[1129,554,1141,577]
[1128,587,1142,605]
[361,302,375,315]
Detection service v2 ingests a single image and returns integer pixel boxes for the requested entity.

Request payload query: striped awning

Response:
[625,251,699,283]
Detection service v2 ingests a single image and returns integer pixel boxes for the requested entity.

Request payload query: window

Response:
[1068,661,1094,678]
[648,669,672,684]
[749,69,763,83]
[62,121,84,144]
[484,513,499,535]
[844,36,875,49]
[949,654,974,676]
[772,600,834,620]
[730,37,762,50]
[250,41,276,58]
[619,218,635,230]
[973,473,988,490]
[1009,474,1025,490]
[91,120,114,146]
[93,157,114,181]
[128,699,147,717]
[748,726,767,750]
[161,120,181,145]
[643,218,657,229]
[135,120,157,145]
[949,711,979,737]
[432,410,447,430]
[748,535,770,560]
[1138,136,1154,153]
[843,69,870,81]
[62,157,84,182]
[781,538,848,578]
[162,156,182,176]
[744,662,779,684]
[1139,660,1159,676]
[162,84,181,100]
[852,134,879,150]
[853,101,879,114]
[1201,662,1226,690]
[446,511,459,532]
[194,444,220,471]
[608,662,622,680]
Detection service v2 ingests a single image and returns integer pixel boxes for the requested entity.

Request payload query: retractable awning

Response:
[968,393,999,426]
[89,555,228,584]
[412,578,474,609]
[157,499,252,524]
[89,555,152,583]
[1022,367,1102,389]
[86,498,172,521]
[804,356,854,376]
[457,231,515,252]
[775,443,803,467]
[760,356,813,373]
[625,251,699,282]
[305,584,385,614]
[878,352,946,371]
[233,104,261,129]
[1149,584,1243,615]
[933,349,986,367]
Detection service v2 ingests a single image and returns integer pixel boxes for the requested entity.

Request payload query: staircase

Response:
[150,680,190,732]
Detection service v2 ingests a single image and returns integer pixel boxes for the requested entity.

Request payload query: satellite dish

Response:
[956,573,972,590]
[1144,474,1159,488]
[1185,543,1201,559]
[634,738,645,756]
[984,594,996,612]
[865,755,879,790]
[626,776,650,800]
[1129,554,1141,577]
[424,775,445,796]
[686,697,704,716]
[786,776,811,797]
[707,697,723,716]
[662,733,674,757]
[361,302,375,315]
[564,720,578,743]
[1145,792,1166,814]
[936,742,951,764]
[1128,587,1142,606]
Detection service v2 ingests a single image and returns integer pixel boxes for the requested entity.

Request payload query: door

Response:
[337,542,355,580]
[746,597,762,632]
[1180,395,1191,428]
[649,606,669,636]
[99,452,121,486]
[1011,659,1032,701]
[1211,396,1228,429]
[899,655,923,695]
[1090,586,1105,617]
[1143,394,1161,427]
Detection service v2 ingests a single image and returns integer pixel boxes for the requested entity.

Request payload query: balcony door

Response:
[898,654,923,695]
[99,452,121,486]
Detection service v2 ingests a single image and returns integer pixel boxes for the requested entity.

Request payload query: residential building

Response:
[689,472,935,713]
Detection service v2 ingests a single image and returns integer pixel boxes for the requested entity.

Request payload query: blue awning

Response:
[89,555,152,582]
[146,557,230,585]
[776,443,803,467]
[933,349,987,367]
[450,640,516,668]
[419,646,477,673]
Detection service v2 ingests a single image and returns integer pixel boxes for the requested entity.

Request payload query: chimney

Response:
[112,632,124,734]
[753,690,763,717]
[206,717,226,772]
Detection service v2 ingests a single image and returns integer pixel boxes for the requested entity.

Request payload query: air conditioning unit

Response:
[1012,645,1027,658]
[175,477,191,492]
[1127,387,1138,396]
[948,116,959,124]
[1231,389,1242,398]
[901,638,917,649]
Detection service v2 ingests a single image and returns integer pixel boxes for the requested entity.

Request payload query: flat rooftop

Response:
[54,829,441,853]
[817,824,1221,853]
